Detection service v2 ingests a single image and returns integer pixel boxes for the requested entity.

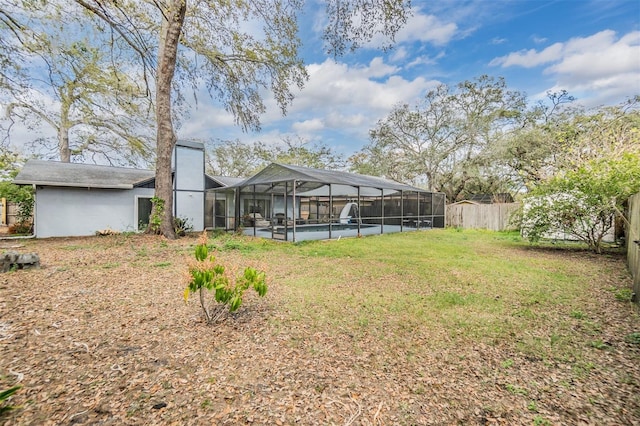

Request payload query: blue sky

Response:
[182,0,640,158]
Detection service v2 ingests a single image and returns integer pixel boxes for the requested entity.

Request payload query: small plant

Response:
[184,232,267,323]
[570,310,586,319]
[624,332,640,345]
[501,359,514,369]
[0,385,21,415]
[527,401,538,412]
[613,288,634,302]
[173,216,193,236]
[505,383,527,396]
[590,339,610,350]
[533,415,551,426]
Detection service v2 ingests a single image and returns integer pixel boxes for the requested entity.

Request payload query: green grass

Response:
[232,228,617,360]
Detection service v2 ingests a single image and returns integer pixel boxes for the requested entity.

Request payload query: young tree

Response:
[75,0,412,238]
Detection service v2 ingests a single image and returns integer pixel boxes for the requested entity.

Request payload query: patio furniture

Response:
[245,213,271,227]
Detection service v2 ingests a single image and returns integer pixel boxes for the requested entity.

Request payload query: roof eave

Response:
[14,180,134,190]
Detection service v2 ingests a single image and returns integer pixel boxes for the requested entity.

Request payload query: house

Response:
[14,141,446,241]
[14,141,213,238]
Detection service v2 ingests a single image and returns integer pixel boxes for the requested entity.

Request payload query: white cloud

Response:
[285,58,435,115]
[390,46,409,62]
[489,42,563,68]
[490,30,640,106]
[394,12,458,46]
[292,118,324,133]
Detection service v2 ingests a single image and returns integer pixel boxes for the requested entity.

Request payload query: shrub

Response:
[173,216,193,236]
[184,232,267,323]
[8,221,32,235]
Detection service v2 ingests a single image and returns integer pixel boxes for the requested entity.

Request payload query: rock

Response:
[1,251,40,272]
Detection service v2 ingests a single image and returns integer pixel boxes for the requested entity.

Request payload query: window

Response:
[136,196,153,231]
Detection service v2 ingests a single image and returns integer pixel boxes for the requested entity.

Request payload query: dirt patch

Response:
[1,234,639,425]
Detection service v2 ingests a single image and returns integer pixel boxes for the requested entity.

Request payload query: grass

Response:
[245,229,601,352]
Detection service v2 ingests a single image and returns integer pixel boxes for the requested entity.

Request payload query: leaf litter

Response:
[0,234,638,425]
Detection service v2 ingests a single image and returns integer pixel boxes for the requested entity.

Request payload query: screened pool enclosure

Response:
[207,163,445,242]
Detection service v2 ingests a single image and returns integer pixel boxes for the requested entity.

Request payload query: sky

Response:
[3,0,639,164]
[180,0,640,158]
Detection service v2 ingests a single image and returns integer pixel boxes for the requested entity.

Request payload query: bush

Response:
[173,216,193,236]
[8,221,33,235]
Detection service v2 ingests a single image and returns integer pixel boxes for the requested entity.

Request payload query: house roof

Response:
[233,163,429,193]
[208,175,245,187]
[14,160,155,189]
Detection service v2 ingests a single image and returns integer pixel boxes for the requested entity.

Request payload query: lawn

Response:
[1,229,639,425]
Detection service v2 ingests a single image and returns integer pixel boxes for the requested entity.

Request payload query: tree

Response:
[258,136,346,170]
[206,139,265,178]
[76,0,412,238]
[353,75,527,201]
[207,136,345,177]
[0,2,154,166]
[519,153,640,254]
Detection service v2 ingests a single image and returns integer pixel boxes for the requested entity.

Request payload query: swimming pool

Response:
[260,223,377,233]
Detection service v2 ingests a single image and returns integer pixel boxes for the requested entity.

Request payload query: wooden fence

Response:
[446,202,520,231]
[0,200,20,227]
[628,192,640,301]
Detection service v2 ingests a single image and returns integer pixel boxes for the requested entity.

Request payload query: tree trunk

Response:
[59,110,71,162]
[151,0,186,239]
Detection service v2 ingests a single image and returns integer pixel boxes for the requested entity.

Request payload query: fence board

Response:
[446,203,520,231]
[628,193,640,301]
[6,202,19,226]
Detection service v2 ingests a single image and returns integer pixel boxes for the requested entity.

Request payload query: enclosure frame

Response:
[207,163,445,242]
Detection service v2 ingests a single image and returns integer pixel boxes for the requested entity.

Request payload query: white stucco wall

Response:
[35,186,154,238]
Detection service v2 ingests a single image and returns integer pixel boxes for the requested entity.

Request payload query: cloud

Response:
[394,11,458,46]
[292,118,324,133]
[490,30,640,105]
[492,37,507,45]
[489,42,563,68]
[286,58,435,115]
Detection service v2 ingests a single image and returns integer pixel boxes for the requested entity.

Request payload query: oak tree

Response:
[76,0,412,238]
